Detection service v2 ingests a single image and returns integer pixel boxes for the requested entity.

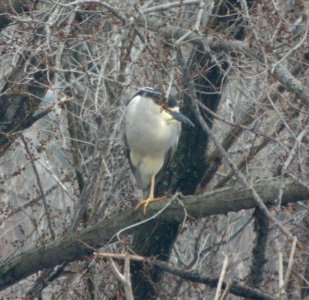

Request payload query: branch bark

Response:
[247,209,270,287]
[0,180,308,291]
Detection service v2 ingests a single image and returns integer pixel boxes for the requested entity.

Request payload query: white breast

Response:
[125,95,181,187]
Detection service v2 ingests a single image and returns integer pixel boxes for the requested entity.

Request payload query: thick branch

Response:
[247,209,270,287]
[152,259,275,300]
[96,253,275,300]
[0,180,308,291]
[272,63,309,107]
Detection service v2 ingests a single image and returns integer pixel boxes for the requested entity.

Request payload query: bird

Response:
[124,88,194,213]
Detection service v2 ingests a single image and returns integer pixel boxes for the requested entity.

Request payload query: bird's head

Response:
[159,97,195,127]
[138,88,195,127]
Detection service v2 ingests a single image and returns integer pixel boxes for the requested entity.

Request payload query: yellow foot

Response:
[135,197,165,214]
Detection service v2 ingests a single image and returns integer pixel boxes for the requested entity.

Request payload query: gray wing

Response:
[156,121,180,182]
[123,131,144,190]
[156,142,178,183]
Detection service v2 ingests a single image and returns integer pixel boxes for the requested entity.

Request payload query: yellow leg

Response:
[135,175,165,214]
[149,174,155,199]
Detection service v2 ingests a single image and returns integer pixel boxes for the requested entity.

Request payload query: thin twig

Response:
[192,97,295,241]
[115,193,179,241]
[165,51,176,99]
[214,255,229,300]
[278,250,284,298]
[123,255,134,300]
[108,256,134,300]
[280,236,298,295]
[37,160,75,201]
[109,258,125,282]
[219,279,233,300]
[271,19,309,72]
[193,0,205,32]
[142,0,200,14]
[21,136,55,240]
[214,122,285,189]
[95,252,144,262]
[277,127,308,206]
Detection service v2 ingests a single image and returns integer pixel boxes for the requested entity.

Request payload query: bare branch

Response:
[0,180,308,291]
[142,0,200,14]
[109,258,125,282]
[152,259,276,300]
[21,136,55,240]
[219,280,233,300]
[135,16,309,108]
[95,253,144,262]
[214,255,229,300]
[190,97,294,240]
[192,0,206,32]
[108,256,134,300]
[278,250,284,298]
[279,236,298,297]
[96,253,276,300]
[247,209,270,287]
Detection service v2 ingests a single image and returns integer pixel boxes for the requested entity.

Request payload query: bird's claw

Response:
[135,197,165,214]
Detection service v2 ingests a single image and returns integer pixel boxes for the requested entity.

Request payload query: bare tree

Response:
[0,0,308,299]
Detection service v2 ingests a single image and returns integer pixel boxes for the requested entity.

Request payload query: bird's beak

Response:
[170,111,195,127]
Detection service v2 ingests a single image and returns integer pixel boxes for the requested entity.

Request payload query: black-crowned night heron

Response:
[124,88,194,213]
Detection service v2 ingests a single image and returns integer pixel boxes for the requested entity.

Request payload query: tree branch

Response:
[0,180,308,291]
[108,255,134,300]
[95,253,275,300]
[247,209,269,287]
[142,0,199,14]
[0,0,33,30]
[136,16,309,108]
[152,259,276,300]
